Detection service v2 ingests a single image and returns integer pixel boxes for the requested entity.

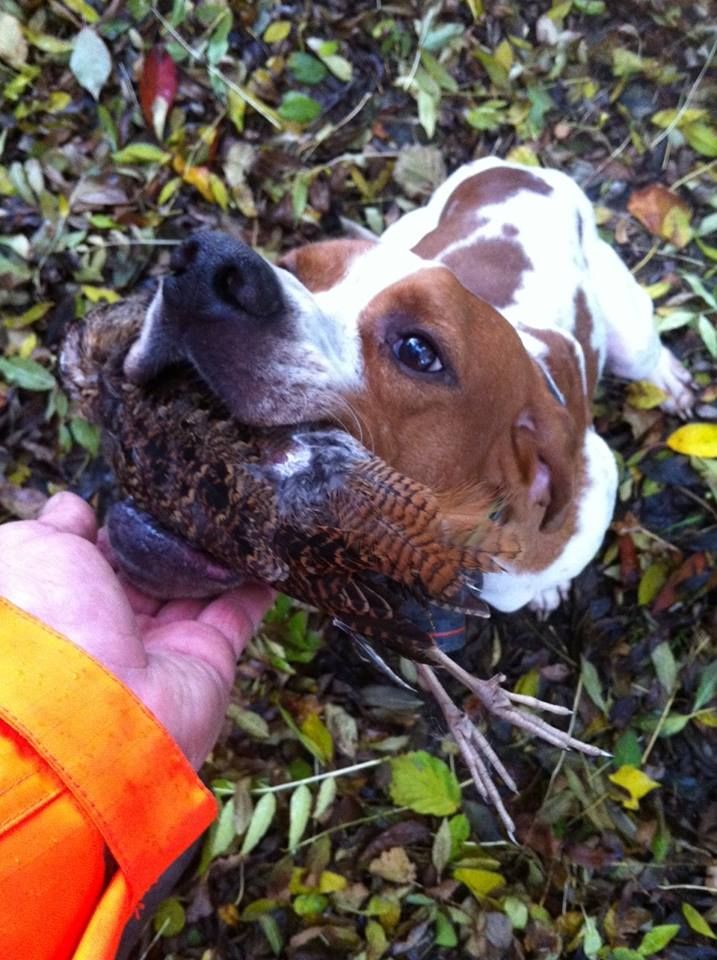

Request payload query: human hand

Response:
[0,491,273,769]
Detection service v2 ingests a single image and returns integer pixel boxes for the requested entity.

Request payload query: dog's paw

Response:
[528,581,571,619]
[650,347,694,416]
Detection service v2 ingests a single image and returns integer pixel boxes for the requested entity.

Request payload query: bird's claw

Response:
[420,650,609,838]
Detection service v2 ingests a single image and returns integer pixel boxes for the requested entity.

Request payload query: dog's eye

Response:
[392,334,444,373]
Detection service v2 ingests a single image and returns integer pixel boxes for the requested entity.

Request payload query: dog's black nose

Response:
[163,231,286,325]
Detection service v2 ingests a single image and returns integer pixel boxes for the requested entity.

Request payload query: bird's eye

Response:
[392,334,444,373]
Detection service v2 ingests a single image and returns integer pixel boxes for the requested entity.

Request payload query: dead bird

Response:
[61,295,607,836]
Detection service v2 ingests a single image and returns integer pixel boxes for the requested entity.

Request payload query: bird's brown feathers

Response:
[61,297,519,661]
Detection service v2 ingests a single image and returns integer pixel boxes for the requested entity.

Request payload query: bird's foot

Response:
[420,649,609,838]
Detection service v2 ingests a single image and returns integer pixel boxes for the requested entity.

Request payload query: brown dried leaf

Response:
[368,846,417,884]
[627,184,692,248]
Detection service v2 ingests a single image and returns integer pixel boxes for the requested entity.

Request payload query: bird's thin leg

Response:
[431,648,610,759]
[417,663,517,839]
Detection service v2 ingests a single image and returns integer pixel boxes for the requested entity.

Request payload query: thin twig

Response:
[650,34,717,150]
[151,6,282,128]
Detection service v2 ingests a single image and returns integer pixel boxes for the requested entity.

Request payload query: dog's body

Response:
[125,158,692,614]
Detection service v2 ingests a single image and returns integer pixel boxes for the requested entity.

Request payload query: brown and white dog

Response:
[125,158,693,615]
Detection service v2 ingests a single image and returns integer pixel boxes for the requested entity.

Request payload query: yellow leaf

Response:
[263,20,291,43]
[643,279,673,300]
[288,867,312,895]
[453,867,505,899]
[666,423,717,459]
[209,173,229,211]
[514,668,540,698]
[608,765,660,810]
[638,562,669,606]
[19,333,37,359]
[662,204,693,248]
[63,0,100,22]
[494,40,513,72]
[682,902,717,939]
[464,0,484,17]
[627,183,692,249]
[505,144,540,167]
[318,870,347,894]
[300,712,334,764]
[626,380,668,410]
[694,709,717,728]
[651,107,707,129]
[81,285,121,304]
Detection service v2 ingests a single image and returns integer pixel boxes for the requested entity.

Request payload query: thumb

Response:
[39,492,98,542]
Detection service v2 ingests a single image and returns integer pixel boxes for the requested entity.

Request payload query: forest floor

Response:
[1,2,716,958]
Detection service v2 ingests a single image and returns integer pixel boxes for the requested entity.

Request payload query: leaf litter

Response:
[0,1,716,957]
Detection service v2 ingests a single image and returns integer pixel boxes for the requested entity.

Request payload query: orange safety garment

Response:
[0,598,217,960]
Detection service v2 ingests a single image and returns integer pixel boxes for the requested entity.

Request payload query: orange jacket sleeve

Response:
[0,598,218,960]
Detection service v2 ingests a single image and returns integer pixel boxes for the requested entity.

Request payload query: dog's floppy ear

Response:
[278,239,375,293]
[512,403,579,532]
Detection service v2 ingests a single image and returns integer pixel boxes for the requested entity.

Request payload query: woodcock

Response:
[61,296,607,836]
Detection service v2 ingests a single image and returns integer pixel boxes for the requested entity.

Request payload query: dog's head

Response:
[125,232,580,535]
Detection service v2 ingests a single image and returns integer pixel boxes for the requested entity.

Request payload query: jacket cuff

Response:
[0,598,217,907]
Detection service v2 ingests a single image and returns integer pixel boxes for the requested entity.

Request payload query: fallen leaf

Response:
[453,867,505,899]
[637,923,680,956]
[626,380,668,410]
[666,423,717,458]
[627,184,692,248]
[608,765,660,810]
[389,751,461,816]
[682,901,717,939]
[288,783,312,853]
[369,846,417,884]
[139,47,178,140]
[70,27,111,100]
[0,13,28,68]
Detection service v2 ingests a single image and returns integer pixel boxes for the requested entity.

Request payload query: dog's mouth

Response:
[107,499,246,599]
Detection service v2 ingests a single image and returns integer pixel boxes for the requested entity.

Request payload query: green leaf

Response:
[613,729,642,768]
[278,92,321,125]
[258,913,283,955]
[448,812,470,860]
[583,915,602,958]
[693,661,717,711]
[293,892,328,916]
[432,817,452,875]
[313,774,336,820]
[581,657,607,713]
[113,143,170,164]
[503,895,529,930]
[288,52,328,85]
[465,100,507,131]
[682,902,717,939]
[683,121,717,158]
[389,751,461,815]
[434,910,458,947]
[0,356,55,391]
[70,28,111,100]
[197,797,235,874]
[240,792,277,856]
[651,641,677,691]
[637,923,679,956]
[153,897,186,937]
[288,783,312,853]
[698,315,717,359]
[69,418,101,457]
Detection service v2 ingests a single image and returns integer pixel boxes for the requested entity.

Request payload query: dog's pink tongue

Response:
[106,500,245,599]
